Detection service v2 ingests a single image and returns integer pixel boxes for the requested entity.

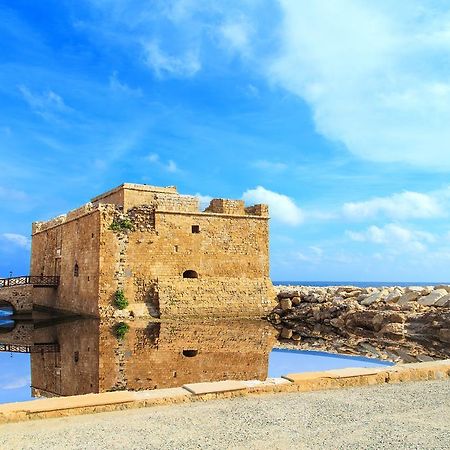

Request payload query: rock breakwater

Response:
[269,285,450,363]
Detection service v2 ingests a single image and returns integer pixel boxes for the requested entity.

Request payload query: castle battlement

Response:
[33,183,268,234]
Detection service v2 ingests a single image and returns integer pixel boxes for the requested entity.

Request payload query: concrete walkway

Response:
[1,380,449,450]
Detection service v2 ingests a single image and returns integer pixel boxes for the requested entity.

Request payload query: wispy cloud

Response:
[0,376,31,390]
[109,71,142,97]
[143,41,201,78]
[146,153,180,173]
[219,18,253,56]
[243,186,304,226]
[1,233,31,249]
[251,159,287,172]
[18,85,72,121]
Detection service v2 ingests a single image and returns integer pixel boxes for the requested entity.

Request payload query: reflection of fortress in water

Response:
[27,319,276,398]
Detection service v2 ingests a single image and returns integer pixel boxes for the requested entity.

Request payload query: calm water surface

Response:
[0,314,392,405]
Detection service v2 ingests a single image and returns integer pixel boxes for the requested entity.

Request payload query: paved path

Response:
[1,380,449,449]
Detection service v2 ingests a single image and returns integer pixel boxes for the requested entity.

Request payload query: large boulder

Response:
[418,289,448,306]
[360,291,384,306]
[435,294,450,307]
[397,291,420,305]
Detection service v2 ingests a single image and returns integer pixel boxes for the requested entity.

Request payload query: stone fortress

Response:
[29,183,276,318]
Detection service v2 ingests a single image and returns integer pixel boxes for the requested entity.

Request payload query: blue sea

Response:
[273,281,448,287]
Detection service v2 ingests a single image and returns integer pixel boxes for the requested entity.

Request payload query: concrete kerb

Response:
[1,360,449,425]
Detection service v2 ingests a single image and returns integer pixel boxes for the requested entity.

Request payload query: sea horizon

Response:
[273,281,450,288]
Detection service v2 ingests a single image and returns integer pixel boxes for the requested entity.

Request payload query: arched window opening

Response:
[74,263,79,277]
[183,270,198,279]
[182,349,198,357]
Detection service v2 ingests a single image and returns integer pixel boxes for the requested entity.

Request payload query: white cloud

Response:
[194,193,213,211]
[143,41,200,78]
[343,190,444,220]
[270,0,450,170]
[252,160,287,172]
[347,223,435,253]
[1,233,31,249]
[242,186,303,225]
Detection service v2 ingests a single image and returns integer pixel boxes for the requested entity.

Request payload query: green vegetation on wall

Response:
[114,289,129,309]
[115,322,129,339]
[109,217,134,232]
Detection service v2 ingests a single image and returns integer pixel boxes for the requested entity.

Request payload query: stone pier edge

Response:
[1,359,449,425]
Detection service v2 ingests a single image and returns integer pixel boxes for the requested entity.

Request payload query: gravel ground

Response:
[1,380,449,450]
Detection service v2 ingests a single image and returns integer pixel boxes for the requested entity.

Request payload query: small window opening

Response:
[182,349,198,357]
[74,351,79,363]
[87,276,90,281]
[174,245,179,253]
[91,233,94,238]
[191,225,200,233]
[74,263,79,277]
[183,270,198,279]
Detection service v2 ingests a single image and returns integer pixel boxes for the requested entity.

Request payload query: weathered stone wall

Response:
[0,286,34,314]
[155,277,275,318]
[31,209,101,316]
[271,285,450,363]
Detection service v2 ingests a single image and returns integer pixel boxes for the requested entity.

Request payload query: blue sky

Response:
[0,351,31,404]
[1,0,450,282]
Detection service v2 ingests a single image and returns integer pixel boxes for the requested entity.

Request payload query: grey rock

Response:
[397,291,420,305]
[361,291,384,306]
[417,289,448,306]
[435,294,450,307]
[385,290,402,303]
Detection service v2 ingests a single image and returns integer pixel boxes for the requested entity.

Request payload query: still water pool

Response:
[0,317,393,405]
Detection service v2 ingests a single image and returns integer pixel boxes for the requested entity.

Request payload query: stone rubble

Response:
[270,285,450,363]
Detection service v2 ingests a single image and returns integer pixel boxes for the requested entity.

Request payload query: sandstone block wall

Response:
[0,286,34,314]
[31,208,101,316]
[156,277,276,318]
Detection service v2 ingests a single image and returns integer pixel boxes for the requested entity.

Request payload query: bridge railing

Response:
[0,343,60,353]
[0,276,60,288]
